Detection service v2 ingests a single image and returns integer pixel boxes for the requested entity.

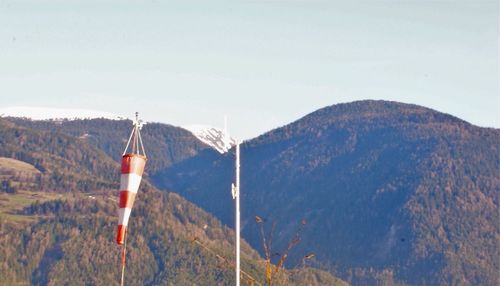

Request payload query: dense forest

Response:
[154,100,500,285]
[2,100,499,285]
[0,118,346,285]
[7,117,213,174]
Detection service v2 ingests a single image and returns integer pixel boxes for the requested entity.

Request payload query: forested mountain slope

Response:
[154,100,500,285]
[7,118,213,174]
[0,118,345,285]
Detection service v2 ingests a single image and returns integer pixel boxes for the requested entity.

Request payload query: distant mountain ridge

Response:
[4,118,213,175]
[0,107,236,154]
[154,100,500,285]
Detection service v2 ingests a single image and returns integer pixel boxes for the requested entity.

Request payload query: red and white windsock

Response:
[116,112,147,245]
[116,153,146,244]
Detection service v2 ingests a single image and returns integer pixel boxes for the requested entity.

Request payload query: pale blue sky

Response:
[0,0,498,139]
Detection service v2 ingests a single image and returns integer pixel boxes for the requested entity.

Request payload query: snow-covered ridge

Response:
[184,125,236,154]
[0,106,124,121]
[0,106,236,154]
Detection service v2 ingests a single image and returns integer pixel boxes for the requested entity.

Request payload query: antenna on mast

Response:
[224,115,230,151]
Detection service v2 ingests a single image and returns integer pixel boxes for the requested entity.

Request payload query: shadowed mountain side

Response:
[153,100,500,285]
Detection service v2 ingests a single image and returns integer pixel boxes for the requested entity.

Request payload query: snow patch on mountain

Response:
[0,106,124,121]
[184,125,236,154]
[1,106,237,154]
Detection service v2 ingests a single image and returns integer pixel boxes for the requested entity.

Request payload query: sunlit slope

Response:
[0,118,346,285]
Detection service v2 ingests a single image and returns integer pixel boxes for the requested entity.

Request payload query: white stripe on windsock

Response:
[118,208,132,227]
[120,173,143,193]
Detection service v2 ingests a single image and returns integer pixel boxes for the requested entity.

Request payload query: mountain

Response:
[5,118,214,175]
[184,125,237,154]
[0,118,346,285]
[153,100,500,285]
[1,107,235,155]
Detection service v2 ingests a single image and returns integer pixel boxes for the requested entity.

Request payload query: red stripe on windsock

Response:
[116,153,146,245]
[121,154,147,175]
[117,225,127,245]
[119,191,136,208]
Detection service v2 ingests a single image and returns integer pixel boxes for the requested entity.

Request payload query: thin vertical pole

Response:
[120,230,128,286]
[235,142,241,286]
[224,115,229,148]
[135,113,139,154]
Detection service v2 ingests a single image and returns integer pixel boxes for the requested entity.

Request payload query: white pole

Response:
[228,116,240,286]
[235,142,241,286]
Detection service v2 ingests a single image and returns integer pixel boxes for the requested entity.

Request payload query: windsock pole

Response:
[120,230,127,286]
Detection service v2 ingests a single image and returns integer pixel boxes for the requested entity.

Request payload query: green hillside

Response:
[7,118,211,174]
[0,118,346,285]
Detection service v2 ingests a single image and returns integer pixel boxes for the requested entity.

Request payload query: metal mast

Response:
[231,137,241,286]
